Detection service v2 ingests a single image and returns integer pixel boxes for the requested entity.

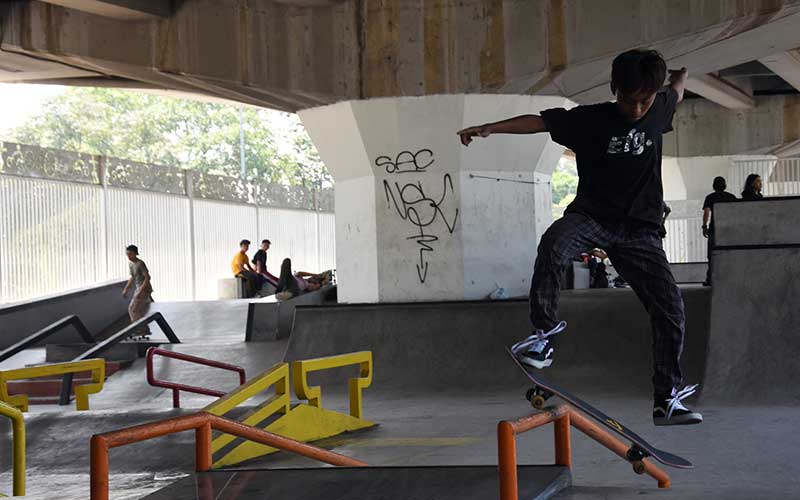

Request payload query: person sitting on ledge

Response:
[252,239,279,289]
[231,239,260,298]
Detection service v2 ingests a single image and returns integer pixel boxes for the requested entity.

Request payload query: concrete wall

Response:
[0,280,129,349]
[300,94,570,303]
[246,285,336,341]
[670,263,708,283]
[714,197,800,246]
[285,287,711,395]
[705,197,800,402]
[666,96,800,157]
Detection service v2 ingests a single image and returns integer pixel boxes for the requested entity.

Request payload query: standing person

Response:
[702,177,737,286]
[231,239,259,298]
[122,245,153,338]
[741,174,764,201]
[252,239,279,288]
[457,49,702,425]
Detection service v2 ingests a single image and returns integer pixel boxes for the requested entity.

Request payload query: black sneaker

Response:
[653,385,703,426]
[511,321,567,369]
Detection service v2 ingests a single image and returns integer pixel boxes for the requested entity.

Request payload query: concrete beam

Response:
[271,0,346,5]
[666,95,800,157]
[759,49,800,91]
[685,74,755,109]
[0,51,100,82]
[39,0,174,20]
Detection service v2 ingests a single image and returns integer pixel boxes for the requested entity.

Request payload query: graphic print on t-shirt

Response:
[606,128,654,156]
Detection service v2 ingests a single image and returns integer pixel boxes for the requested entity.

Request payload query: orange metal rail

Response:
[90,411,367,500]
[498,405,670,500]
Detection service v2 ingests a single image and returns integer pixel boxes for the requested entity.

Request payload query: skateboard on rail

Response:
[506,347,693,472]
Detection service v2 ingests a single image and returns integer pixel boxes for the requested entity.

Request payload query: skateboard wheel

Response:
[531,395,547,409]
[632,461,646,475]
[525,388,537,402]
[626,446,646,462]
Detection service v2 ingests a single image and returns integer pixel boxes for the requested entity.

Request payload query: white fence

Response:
[0,142,335,304]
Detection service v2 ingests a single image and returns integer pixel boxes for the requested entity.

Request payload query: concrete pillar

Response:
[299,95,570,303]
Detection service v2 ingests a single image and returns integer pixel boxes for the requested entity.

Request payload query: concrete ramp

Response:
[144,465,571,500]
[286,287,710,398]
[703,198,800,404]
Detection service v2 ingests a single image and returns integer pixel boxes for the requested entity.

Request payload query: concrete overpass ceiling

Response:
[270,0,347,5]
[0,50,100,82]
[38,0,177,20]
[758,49,800,91]
[718,60,798,95]
[680,60,797,109]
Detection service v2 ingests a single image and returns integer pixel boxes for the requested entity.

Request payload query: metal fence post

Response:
[98,155,110,280]
[186,172,197,300]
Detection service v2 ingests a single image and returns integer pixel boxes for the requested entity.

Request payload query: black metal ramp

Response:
[144,465,571,500]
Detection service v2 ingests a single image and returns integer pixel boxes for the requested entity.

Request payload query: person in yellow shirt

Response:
[231,239,259,297]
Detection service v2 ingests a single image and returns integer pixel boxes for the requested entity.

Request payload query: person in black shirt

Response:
[741,174,764,201]
[702,177,737,286]
[252,239,279,288]
[458,49,701,426]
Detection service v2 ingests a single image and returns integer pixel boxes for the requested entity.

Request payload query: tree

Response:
[551,157,578,206]
[7,87,329,186]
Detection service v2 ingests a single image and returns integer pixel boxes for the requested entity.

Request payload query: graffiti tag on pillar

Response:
[379,149,459,284]
[375,149,435,174]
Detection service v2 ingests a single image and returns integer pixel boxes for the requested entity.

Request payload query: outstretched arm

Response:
[457,114,547,146]
[668,67,688,103]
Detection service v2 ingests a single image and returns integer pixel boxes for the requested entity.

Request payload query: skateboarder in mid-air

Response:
[458,49,702,426]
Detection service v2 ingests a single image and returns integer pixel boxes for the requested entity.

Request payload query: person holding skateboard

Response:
[458,49,702,426]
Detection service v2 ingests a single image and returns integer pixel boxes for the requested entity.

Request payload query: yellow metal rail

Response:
[0,359,106,412]
[291,351,373,418]
[0,401,25,496]
[204,362,291,455]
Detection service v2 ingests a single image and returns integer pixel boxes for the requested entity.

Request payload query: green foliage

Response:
[8,87,330,186]
[551,157,578,206]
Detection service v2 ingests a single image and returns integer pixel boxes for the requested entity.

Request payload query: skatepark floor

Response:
[7,391,799,499]
[3,293,799,499]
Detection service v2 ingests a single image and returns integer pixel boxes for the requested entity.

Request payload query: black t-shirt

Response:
[741,191,763,201]
[702,191,738,232]
[541,88,679,227]
[252,249,267,271]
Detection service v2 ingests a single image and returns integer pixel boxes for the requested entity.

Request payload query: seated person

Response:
[252,239,279,288]
[231,239,260,298]
[275,259,334,300]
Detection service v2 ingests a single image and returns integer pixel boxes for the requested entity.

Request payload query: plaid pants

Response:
[530,212,685,397]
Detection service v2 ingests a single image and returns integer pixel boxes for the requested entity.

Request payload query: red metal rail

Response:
[146,348,246,408]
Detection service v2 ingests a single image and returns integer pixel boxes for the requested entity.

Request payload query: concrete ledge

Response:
[286,287,710,395]
[143,465,571,500]
[670,262,707,283]
[246,285,337,341]
[706,247,800,403]
[218,278,246,300]
[715,197,800,246]
[0,280,129,350]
